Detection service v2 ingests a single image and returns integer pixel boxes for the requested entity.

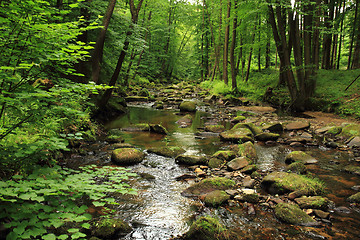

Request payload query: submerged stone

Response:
[111,148,145,165]
[274,203,316,225]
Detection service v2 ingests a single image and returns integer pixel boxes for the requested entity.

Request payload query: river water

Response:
[98,105,360,239]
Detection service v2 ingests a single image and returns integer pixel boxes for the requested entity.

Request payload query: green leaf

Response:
[81,223,90,229]
[70,232,86,239]
[92,201,105,207]
[58,235,69,240]
[67,228,79,233]
[42,233,56,240]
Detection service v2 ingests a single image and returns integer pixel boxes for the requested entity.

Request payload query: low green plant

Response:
[0,165,137,240]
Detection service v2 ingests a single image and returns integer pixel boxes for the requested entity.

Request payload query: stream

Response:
[70,104,360,239]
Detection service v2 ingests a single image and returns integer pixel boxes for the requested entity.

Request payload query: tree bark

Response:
[91,0,117,84]
[223,0,231,84]
[230,0,238,90]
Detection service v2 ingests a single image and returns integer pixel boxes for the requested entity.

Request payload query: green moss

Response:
[286,162,307,174]
[92,218,132,238]
[185,216,231,240]
[204,190,230,207]
[205,124,225,133]
[327,126,342,135]
[208,158,225,169]
[212,151,236,161]
[348,192,360,203]
[275,203,316,225]
[202,177,236,188]
[340,124,360,138]
[238,141,257,161]
[275,174,325,195]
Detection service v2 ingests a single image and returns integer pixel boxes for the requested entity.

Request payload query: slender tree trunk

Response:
[230,0,238,91]
[348,0,359,69]
[223,0,231,84]
[337,0,345,69]
[92,0,117,84]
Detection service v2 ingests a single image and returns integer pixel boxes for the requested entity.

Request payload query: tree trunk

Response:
[223,0,231,84]
[92,0,117,84]
[348,0,359,69]
[230,0,237,90]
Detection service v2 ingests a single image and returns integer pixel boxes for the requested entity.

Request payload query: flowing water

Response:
[86,105,360,239]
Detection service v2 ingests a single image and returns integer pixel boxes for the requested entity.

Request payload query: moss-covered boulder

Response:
[234,123,262,136]
[147,146,186,158]
[327,126,342,135]
[238,141,257,161]
[219,127,253,143]
[285,151,318,165]
[92,218,132,239]
[125,96,149,102]
[204,190,230,207]
[348,192,360,203]
[232,115,246,123]
[286,161,307,174]
[208,157,224,169]
[182,177,236,197]
[179,101,197,112]
[111,148,145,165]
[236,193,260,203]
[241,164,258,174]
[122,123,150,132]
[184,216,233,240]
[274,203,317,225]
[212,150,236,161]
[262,171,325,195]
[227,157,251,171]
[340,124,360,138]
[255,132,280,141]
[294,196,330,210]
[344,165,360,175]
[175,154,207,165]
[205,124,225,133]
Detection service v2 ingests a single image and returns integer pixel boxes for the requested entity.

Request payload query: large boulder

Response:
[204,190,230,207]
[205,124,225,133]
[234,123,262,136]
[179,101,197,112]
[175,154,207,165]
[182,177,235,197]
[208,157,225,169]
[149,124,168,135]
[285,151,318,165]
[255,132,280,141]
[261,171,325,195]
[262,123,283,132]
[274,203,317,226]
[111,148,145,165]
[147,146,185,158]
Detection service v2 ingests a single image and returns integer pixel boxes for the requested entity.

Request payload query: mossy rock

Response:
[255,132,280,141]
[212,150,236,161]
[232,115,246,123]
[205,124,225,133]
[176,114,193,126]
[138,88,150,97]
[238,141,257,161]
[175,154,207,165]
[92,218,132,239]
[348,192,360,203]
[149,124,168,135]
[262,171,325,195]
[179,101,197,112]
[147,146,186,158]
[237,193,260,203]
[233,122,262,136]
[241,164,258,174]
[285,151,318,165]
[182,177,236,197]
[219,127,253,143]
[122,123,150,132]
[111,148,145,165]
[184,216,234,240]
[340,124,360,138]
[343,165,360,175]
[274,203,316,225]
[208,157,224,169]
[286,161,307,174]
[204,190,230,207]
[294,196,330,210]
[327,126,342,135]
[125,96,149,102]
